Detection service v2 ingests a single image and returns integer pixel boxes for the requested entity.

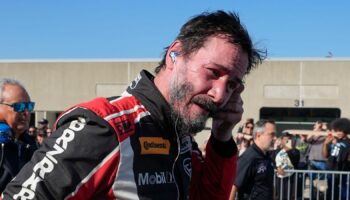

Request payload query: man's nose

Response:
[22,108,30,116]
[208,79,231,106]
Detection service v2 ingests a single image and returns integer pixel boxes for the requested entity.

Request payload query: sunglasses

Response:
[0,101,35,113]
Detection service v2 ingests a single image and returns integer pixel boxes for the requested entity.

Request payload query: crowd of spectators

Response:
[1,77,350,199]
[231,118,350,200]
[28,118,52,148]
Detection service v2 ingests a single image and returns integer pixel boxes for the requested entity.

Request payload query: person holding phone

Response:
[2,11,265,200]
[322,118,350,200]
[275,133,300,200]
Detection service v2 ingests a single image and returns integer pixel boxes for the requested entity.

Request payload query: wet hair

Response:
[330,118,350,134]
[0,78,29,103]
[155,10,266,74]
[253,119,275,139]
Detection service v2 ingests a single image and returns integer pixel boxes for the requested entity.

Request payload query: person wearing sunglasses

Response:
[3,11,265,199]
[0,78,37,193]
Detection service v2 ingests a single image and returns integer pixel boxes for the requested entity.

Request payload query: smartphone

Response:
[285,139,292,149]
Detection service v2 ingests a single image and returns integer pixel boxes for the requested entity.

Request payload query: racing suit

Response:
[2,70,237,200]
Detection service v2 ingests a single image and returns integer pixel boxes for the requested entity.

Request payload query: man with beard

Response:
[0,78,37,192]
[2,11,265,200]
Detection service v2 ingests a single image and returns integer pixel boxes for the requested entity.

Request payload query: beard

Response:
[169,80,218,137]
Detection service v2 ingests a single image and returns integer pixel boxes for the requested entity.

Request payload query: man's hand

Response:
[277,167,285,176]
[211,93,243,142]
[324,134,334,145]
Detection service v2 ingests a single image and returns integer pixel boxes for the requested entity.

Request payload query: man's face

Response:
[36,129,46,145]
[280,136,291,148]
[169,36,248,135]
[314,122,322,130]
[46,128,52,136]
[333,129,346,139]
[243,122,254,135]
[28,127,36,136]
[258,123,276,151]
[0,84,31,137]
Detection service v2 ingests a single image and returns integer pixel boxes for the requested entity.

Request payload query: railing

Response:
[274,169,350,200]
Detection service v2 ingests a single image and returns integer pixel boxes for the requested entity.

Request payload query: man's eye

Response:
[227,81,240,92]
[208,69,220,78]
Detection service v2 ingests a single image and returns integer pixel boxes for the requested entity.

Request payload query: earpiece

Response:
[170,51,178,63]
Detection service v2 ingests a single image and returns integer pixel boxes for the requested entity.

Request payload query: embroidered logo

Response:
[115,119,132,135]
[257,163,267,174]
[129,73,142,89]
[180,136,192,154]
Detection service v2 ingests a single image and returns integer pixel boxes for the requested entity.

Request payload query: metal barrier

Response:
[274,169,350,200]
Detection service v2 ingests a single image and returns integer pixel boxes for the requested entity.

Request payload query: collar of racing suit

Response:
[125,70,191,199]
[126,70,175,134]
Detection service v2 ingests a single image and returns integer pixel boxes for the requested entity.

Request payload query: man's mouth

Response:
[191,96,218,116]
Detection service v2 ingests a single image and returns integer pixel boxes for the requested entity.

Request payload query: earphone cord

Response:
[0,143,5,168]
[171,54,181,200]
[172,114,181,200]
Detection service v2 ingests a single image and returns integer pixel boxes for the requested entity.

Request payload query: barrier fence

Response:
[273,169,350,200]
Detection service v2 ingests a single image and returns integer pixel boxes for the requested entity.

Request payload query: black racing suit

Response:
[2,70,237,200]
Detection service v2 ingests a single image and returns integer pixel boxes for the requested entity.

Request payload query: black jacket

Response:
[0,132,37,192]
[2,70,237,200]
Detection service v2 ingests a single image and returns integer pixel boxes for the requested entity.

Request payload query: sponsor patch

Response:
[139,137,170,155]
[138,171,174,186]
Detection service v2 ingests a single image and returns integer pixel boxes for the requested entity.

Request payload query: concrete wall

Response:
[241,59,350,120]
[0,60,159,111]
[1,58,349,142]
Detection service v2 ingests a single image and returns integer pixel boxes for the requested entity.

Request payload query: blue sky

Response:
[0,0,349,59]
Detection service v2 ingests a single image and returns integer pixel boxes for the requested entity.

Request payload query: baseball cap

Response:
[38,118,48,124]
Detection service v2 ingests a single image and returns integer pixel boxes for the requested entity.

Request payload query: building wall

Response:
[242,59,350,120]
[1,58,349,142]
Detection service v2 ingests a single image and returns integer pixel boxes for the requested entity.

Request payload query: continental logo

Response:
[139,137,170,155]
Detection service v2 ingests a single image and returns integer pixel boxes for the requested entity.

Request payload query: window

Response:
[260,107,341,134]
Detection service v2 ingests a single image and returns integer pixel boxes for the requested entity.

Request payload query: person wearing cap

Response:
[0,78,37,192]
[38,118,49,130]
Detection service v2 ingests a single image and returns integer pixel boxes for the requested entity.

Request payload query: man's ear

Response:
[255,131,262,139]
[166,40,182,71]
